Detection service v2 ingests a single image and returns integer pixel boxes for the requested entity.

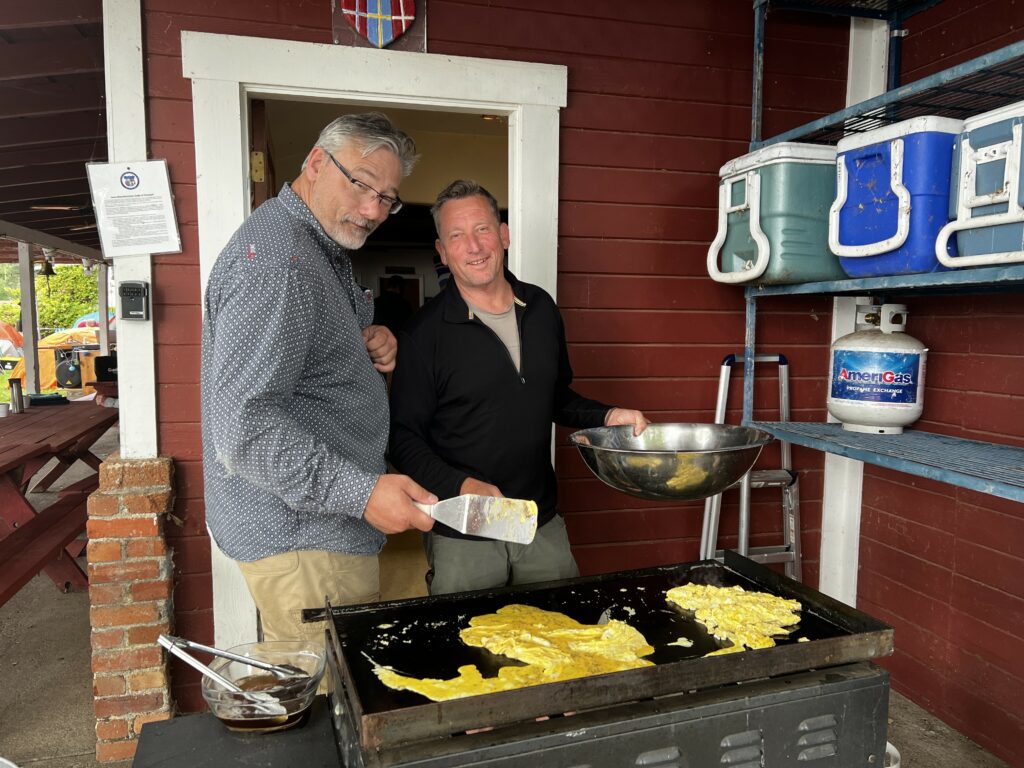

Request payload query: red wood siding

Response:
[856,3,1024,763]
[428,0,848,583]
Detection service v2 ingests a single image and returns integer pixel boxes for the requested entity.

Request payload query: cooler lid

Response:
[962,98,1024,131]
[837,115,964,152]
[719,141,836,177]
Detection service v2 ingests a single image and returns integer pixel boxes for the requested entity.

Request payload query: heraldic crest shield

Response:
[338,0,416,49]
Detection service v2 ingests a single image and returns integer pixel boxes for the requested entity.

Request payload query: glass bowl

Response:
[200,641,326,733]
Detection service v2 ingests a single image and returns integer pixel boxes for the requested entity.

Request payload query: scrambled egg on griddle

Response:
[371,604,654,702]
[665,583,802,655]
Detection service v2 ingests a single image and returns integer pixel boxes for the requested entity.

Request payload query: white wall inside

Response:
[264,101,509,206]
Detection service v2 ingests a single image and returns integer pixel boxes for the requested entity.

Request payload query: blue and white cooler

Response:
[936,99,1024,268]
[829,116,963,276]
[707,142,843,284]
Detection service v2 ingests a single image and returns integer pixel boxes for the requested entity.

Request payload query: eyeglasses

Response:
[321,151,403,213]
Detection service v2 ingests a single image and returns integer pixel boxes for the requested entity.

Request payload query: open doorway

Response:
[183,30,566,647]
[249,101,511,602]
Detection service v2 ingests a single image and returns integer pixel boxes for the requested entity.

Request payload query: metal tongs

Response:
[157,634,243,691]
[158,634,309,681]
[156,634,292,716]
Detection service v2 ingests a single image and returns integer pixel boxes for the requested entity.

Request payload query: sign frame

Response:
[86,160,182,258]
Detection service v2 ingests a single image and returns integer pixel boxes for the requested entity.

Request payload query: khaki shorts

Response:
[237,549,380,644]
[426,514,579,595]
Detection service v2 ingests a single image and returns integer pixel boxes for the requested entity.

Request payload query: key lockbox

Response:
[119,281,150,321]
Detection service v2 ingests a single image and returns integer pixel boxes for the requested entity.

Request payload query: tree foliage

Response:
[0,265,99,333]
[0,264,18,325]
[0,304,17,325]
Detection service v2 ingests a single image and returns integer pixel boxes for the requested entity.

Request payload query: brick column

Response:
[87,453,175,762]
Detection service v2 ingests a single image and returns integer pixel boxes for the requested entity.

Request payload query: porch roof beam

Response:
[0,0,102,30]
[0,219,104,263]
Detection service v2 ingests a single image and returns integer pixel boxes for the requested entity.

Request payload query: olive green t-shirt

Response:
[470,303,520,372]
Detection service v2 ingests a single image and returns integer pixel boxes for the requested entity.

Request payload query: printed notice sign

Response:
[86,160,182,258]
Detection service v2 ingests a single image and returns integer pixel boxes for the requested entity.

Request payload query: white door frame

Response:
[181,31,567,647]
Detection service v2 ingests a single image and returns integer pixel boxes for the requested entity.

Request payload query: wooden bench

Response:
[0,403,119,601]
[0,493,89,607]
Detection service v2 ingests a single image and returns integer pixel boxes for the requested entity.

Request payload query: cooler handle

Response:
[707,171,771,284]
[936,122,1024,267]
[828,138,911,258]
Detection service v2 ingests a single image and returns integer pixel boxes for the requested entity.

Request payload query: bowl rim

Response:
[569,423,773,454]
[200,642,326,696]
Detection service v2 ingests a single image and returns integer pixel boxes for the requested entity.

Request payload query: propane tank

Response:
[827,303,928,434]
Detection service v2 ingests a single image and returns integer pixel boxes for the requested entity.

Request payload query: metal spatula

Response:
[414,494,538,544]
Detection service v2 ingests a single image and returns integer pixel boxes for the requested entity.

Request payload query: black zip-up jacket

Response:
[388,271,611,539]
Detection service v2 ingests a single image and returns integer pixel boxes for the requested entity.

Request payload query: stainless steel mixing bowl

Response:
[569,423,773,501]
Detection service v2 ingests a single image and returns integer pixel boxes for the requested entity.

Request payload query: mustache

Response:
[342,215,375,232]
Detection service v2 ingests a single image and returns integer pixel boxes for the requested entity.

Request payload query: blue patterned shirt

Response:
[201,184,387,561]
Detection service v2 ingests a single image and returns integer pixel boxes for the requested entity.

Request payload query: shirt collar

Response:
[444,269,527,322]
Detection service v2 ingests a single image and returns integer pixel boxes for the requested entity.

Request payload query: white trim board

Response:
[818,19,889,607]
[104,0,158,459]
[181,31,567,648]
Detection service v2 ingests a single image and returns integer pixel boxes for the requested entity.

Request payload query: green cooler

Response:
[707,142,844,284]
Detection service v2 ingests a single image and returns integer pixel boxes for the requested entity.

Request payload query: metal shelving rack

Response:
[741,268,1024,503]
[742,263,1024,502]
[751,423,1024,503]
[753,38,1024,148]
[740,39,1024,504]
[748,263,1024,296]
[750,0,945,143]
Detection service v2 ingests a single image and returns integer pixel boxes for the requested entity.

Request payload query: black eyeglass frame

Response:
[321,150,403,214]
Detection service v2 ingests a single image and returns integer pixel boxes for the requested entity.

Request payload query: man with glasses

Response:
[388,180,648,595]
[202,113,437,645]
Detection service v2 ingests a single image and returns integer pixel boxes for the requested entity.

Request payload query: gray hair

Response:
[431,180,501,235]
[302,112,418,176]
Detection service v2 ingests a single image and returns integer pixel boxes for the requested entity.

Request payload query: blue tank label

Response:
[831,349,921,404]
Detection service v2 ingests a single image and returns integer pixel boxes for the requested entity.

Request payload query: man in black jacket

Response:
[388,180,648,594]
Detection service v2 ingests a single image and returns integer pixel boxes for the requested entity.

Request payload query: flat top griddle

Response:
[332,559,845,714]
[317,553,893,751]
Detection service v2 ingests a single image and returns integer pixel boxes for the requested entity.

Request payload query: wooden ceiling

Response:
[0,0,105,262]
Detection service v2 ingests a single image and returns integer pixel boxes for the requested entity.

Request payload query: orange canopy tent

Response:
[0,321,23,371]
[10,328,101,393]
[0,321,23,349]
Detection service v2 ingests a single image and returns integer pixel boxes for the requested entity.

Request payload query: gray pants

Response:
[426,514,580,595]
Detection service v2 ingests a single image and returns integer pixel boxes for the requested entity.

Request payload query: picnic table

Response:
[0,401,119,606]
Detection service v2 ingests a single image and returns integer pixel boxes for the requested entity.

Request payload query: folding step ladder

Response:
[699,353,802,580]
